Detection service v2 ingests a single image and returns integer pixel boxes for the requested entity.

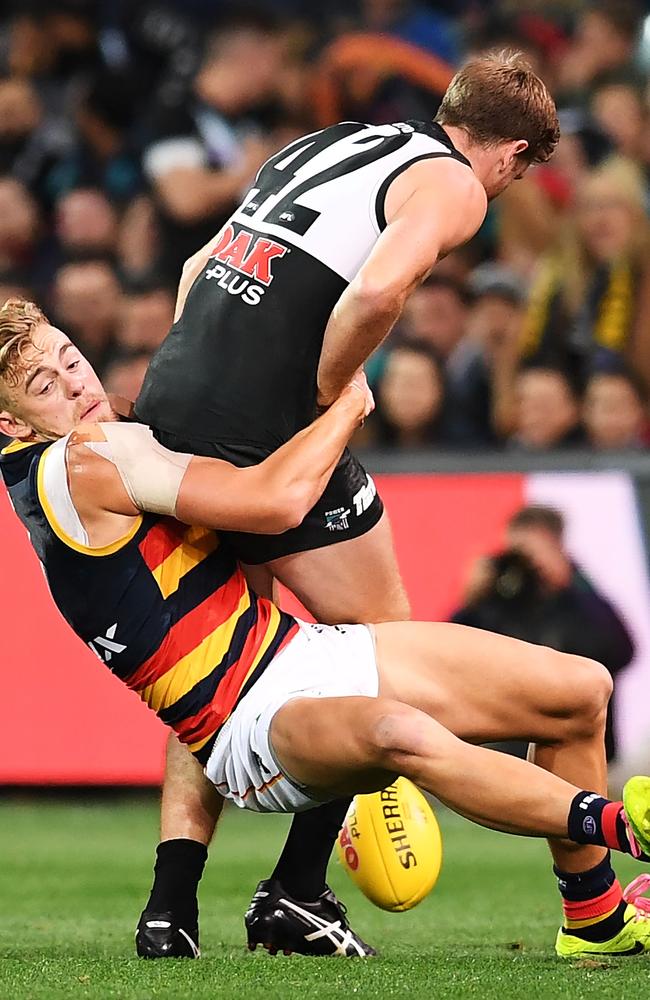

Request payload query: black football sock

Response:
[555,853,627,942]
[270,798,351,902]
[144,839,208,928]
[567,791,647,858]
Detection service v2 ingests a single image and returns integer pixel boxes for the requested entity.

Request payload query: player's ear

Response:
[510,139,529,162]
[0,408,32,440]
[499,139,529,172]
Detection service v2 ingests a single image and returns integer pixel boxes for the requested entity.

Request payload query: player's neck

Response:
[438,124,492,189]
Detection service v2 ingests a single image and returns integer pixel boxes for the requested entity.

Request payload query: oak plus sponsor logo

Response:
[205,224,288,305]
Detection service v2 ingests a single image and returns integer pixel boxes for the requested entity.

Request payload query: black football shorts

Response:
[153,433,384,564]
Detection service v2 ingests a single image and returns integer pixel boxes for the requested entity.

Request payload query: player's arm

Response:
[173,236,218,322]
[176,379,371,530]
[67,381,371,539]
[317,158,487,406]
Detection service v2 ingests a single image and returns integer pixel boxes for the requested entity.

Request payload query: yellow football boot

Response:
[623,776,650,859]
[556,876,650,957]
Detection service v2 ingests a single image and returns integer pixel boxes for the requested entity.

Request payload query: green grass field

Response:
[0,796,648,1000]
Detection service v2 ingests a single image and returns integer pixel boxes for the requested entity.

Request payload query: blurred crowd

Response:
[2,0,650,452]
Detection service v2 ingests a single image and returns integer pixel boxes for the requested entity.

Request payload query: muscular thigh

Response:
[374,621,591,744]
[270,695,397,798]
[267,511,410,624]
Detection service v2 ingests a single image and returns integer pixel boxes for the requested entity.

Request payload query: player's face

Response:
[0,324,113,441]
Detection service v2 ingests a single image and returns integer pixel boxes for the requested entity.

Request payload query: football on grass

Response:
[336,777,443,912]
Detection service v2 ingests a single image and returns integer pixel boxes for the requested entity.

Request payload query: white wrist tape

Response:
[85,422,192,516]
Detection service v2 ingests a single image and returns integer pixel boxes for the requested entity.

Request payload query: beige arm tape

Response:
[85,422,192,516]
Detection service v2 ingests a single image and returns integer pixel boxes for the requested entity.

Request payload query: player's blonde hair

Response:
[435,50,560,165]
[0,298,49,407]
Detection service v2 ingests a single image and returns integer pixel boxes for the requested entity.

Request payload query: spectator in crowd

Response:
[52,258,122,371]
[0,177,50,292]
[0,177,40,271]
[0,78,41,173]
[441,264,524,446]
[0,269,34,305]
[369,339,447,448]
[510,366,583,451]
[452,505,635,761]
[497,109,616,280]
[310,0,455,126]
[54,187,118,260]
[0,76,74,203]
[540,110,614,210]
[583,369,649,450]
[556,0,644,104]
[142,10,284,280]
[115,280,175,355]
[4,2,99,89]
[2,0,650,453]
[116,2,205,115]
[360,0,459,64]
[590,78,649,165]
[399,274,469,362]
[521,158,650,391]
[115,195,159,281]
[46,69,143,205]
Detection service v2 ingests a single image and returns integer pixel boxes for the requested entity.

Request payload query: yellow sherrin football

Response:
[336,777,443,912]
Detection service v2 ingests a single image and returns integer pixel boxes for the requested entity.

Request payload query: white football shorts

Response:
[204,619,379,813]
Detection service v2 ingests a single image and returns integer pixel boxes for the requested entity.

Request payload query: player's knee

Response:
[363,701,432,769]
[557,654,612,738]
[573,656,612,720]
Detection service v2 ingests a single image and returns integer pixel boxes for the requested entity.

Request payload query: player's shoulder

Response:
[385,152,486,230]
[68,419,153,461]
[64,421,142,517]
[70,421,108,445]
[402,152,483,194]
[59,424,108,496]
[66,420,126,480]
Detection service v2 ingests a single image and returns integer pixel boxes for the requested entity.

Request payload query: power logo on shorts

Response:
[205,224,289,306]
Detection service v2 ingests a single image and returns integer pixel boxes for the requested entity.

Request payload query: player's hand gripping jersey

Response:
[136,120,471,449]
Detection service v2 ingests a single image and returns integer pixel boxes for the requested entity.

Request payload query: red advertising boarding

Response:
[3,470,647,784]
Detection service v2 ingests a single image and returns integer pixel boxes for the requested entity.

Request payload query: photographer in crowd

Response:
[452,505,634,762]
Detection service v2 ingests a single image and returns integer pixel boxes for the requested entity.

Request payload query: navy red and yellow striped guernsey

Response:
[0,437,298,764]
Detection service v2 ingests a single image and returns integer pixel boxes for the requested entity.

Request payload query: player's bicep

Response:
[357,195,448,300]
[384,157,487,245]
[359,160,486,298]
